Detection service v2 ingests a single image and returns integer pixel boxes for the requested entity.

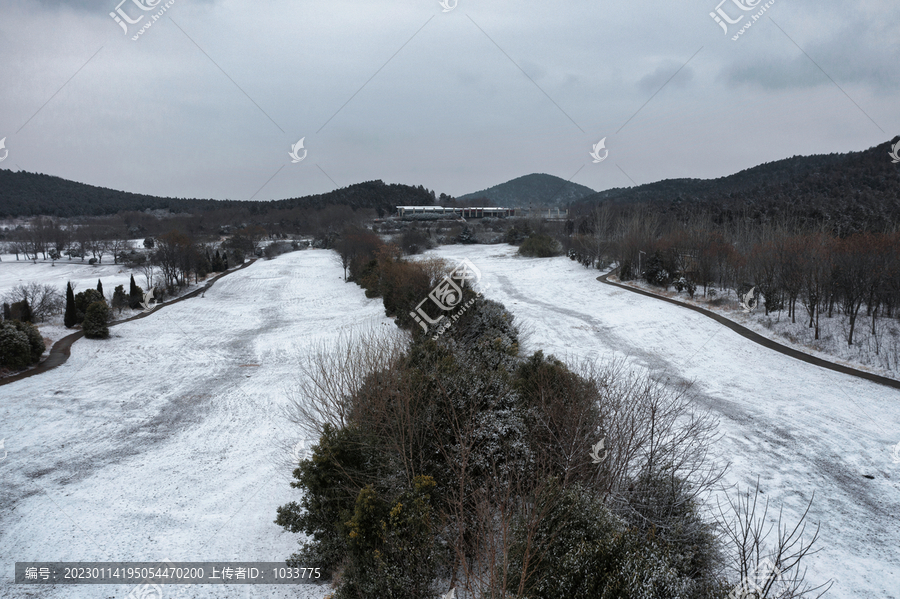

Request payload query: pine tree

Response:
[96,279,104,297]
[64,282,77,328]
[129,275,143,310]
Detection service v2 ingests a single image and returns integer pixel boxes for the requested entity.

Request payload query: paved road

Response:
[597,270,900,390]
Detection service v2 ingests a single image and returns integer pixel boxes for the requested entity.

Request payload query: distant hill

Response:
[456,173,596,207]
[576,138,900,234]
[0,171,435,218]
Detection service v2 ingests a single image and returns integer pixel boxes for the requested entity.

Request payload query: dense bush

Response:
[643,249,679,289]
[0,322,32,370]
[0,320,44,370]
[335,476,439,599]
[82,301,111,339]
[264,241,292,259]
[74,289,104,322]
[399,228,433,255]
[9,299,33,323]
[518,234,563,257]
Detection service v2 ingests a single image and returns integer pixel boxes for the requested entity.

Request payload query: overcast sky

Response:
[0,0,897,202]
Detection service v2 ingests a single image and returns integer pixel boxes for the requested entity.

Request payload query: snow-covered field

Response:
[2,245,898,598]
[0,249,384,599]
[616,276,900,379]
[421,245,900,598]
[0,254,140,300]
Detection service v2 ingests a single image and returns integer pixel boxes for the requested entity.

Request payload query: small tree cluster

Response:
[0,319,45,370]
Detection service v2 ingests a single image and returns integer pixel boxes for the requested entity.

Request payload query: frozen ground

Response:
[2,245,898,598]
[421,244,900,598]
[0,254,140,301]
[0,249,382,598]
[616,276,900,379]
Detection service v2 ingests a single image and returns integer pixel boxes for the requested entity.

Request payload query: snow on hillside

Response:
[420,244,900,598]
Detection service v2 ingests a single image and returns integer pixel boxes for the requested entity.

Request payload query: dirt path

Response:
[597,270,900,391]
[0,259,256,387]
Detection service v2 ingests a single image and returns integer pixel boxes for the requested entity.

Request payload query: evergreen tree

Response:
[10,299,33,323]
[74,289,104,323]
[64,282,77,328]
[112,285,128,314]
[96,279,104,297]
[82,302,110,339]
[129,275,143,310]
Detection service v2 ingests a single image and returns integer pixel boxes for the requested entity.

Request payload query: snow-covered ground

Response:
[615,275,900,379]
[2,245,898,598]
[0,254,141,300]
[420,245,900,598]
[0,249,384,599]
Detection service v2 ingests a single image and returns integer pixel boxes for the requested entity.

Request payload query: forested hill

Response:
[0,171,435,218]
[456,173,596,207]
[576,138,900,233]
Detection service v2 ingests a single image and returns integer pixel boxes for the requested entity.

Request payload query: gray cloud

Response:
[0,0,895,201]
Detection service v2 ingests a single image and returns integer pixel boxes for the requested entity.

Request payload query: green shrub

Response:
[518,234,562,257]
[75,289,104,322]
[12,320,45,363]
[82,301,110,339]
[507,482,708,599]
[112,285,128,314]
[335,476,439,599]
[276,424,375,576]
[10,299,33,323]
[505,225,531,245]
[0,322,35,370]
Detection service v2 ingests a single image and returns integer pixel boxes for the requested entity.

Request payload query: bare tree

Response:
[718,480,832,599]
[2,283,65,322]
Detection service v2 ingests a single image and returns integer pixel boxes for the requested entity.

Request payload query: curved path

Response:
[0,259,256,387]
[597,269,900,391]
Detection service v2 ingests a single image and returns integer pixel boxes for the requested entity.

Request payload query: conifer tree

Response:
[96,279,104,297]
[129,274,143,310]
[64,282,77,328]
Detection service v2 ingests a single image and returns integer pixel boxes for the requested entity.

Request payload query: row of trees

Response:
[563,205,900,346]
[278,248,828,598]
[2,218,136,263]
